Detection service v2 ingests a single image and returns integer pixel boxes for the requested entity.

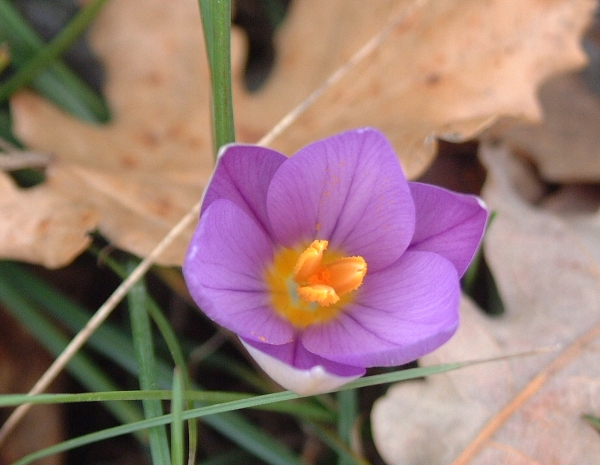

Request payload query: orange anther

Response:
[266,242,368,327]
[297,284,340,306]
[327,256,367,296]
[293,240,328,283]
[292,241,367,307]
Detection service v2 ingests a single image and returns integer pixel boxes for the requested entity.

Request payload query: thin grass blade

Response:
[337,388,360,465]
[171,370,185,465]
[198,0,235,155]
[0,0,109,121]
[127,260,171,465]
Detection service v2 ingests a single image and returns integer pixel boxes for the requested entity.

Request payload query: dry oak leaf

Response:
[502,71,600,183]
[253,0,595,178]
[371,144,600,465]
[0,171,97,268]
[10,0,216,267]
[9,0,595,267]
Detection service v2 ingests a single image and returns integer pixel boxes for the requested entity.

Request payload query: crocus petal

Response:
[267,128,415,271]
[241,337,364,395]
[202,144,286,238]
[408,182,488,277]
[183,199,293,344]
[302,251,460,367]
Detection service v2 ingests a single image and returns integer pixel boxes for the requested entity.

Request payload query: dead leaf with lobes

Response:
[502,71,600,183]
[371,144,600,465]
[6,0,595,267]
[253,0,595,176]
[0,171,98,268]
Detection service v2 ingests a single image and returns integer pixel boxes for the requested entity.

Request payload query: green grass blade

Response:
[0,0,109,121]
[171,370,185,465]
[0,274,144,430]
[198,351,275,392]
[148,300,201,464]
[11,361,478,465]
[0,0,108,101]
[337,388,360,465]
[0,262,322,464]
[127,261,171,465]
[97,252,200,464]
[198,0,235,155]
[145,297,200,464]
[202,409,308,465]
[12,399,310,465]
[0,261,141,376]
[10,346,539,465]
[0,389,335,423]
[0,389,321,415]
[306,422,371,465]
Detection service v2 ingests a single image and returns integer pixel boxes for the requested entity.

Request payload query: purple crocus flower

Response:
[183,128,487,395]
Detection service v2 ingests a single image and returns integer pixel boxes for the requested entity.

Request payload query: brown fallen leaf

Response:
[503,72,600,183]
[0,308,64,465]
[8,0,595,267]
[8,0,215,267]
[371,143,600,465]
[0,171,97,268]
[257,0,595,176]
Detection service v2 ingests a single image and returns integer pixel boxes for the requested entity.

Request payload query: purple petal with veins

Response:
[183,128,488,394]
[267,129,415,272]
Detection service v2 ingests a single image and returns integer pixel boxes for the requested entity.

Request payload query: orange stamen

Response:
[326,256,367,296]
[293,240,328,282]
[297,284,339,306]
[293,240,367,307]
[265,241,368,328]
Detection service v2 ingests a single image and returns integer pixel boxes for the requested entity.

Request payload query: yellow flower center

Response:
[265,240,367,328]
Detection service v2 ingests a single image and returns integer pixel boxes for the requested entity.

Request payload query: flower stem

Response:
[198,0,235,157]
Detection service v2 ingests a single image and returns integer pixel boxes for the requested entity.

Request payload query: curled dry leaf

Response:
[502,72,600,183]
[371,144,600,465]
[258,0,595,176]
[8,0,595,266]
[0,172,97,268]
[9,0,216,266]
